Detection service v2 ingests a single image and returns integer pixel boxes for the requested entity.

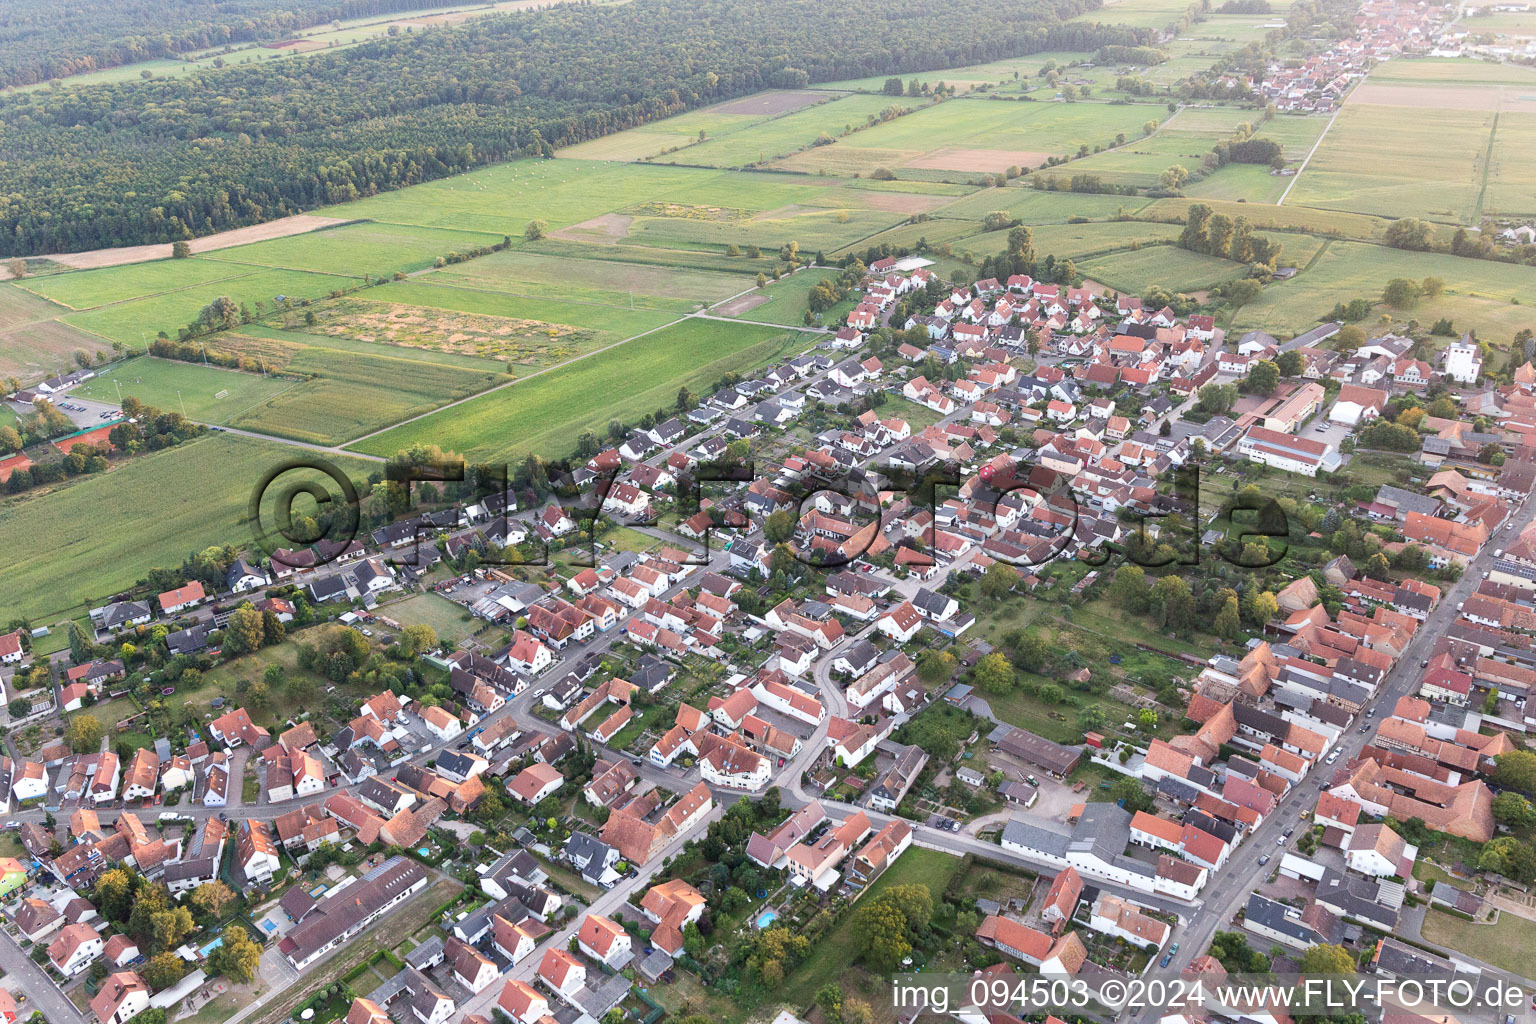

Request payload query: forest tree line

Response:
[0,0,479,88]
[0,0,1153,256]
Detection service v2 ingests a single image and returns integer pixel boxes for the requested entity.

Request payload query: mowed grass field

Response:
[350,318,811,463]
[716,267,852,325]
[427,249,747,312]
[66,356,298,424]
[1230,240,1536,337]
[0,282,114,378]
[569,92,904,168]
[1285,101,1492,223]
[61,267,359,345]
[0,432,378,621]
[773,97,1157,177]
[659,94,915,168]
[1079,243,1246,293]
[227,343,507,445]
[199,221,508,277]
[1484,111,1536,218]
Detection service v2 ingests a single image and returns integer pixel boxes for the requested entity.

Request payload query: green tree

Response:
[1247,359,1280,395]
[1212,595,1241,639]
[1275,350,1303,377]
[190,881,237,920]
[973,652,1015,694]
[208,926,261,983]
[400,623,437,656]
[1493,791,1535,827]
[1382,277,1421,309]
[852,884,933,972]
[95,868,138,922]
[979,562,1020,600]
[222,604,264,656]
[916,649,956,684]
[1494,750,1536,795]
[68,621,91,664]
[171,241,191,259]
[142,952,187,990]
[524,220,545,241]
[1108,564,1148,613]
[1111,778,1155,813]
[763,509,796,545]
[66,714,104,753]
[1299,943,1355,975]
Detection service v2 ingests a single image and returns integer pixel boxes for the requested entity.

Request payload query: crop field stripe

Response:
[347,317,812,463]
[1277,104,1341,206]
[340,305,702,446]
[1473,110,1500,221]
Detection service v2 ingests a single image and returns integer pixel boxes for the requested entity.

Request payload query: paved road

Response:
[0,930,88,1024]
[1155,503,1533,1008]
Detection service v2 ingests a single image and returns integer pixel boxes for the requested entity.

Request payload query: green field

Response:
[774,97,1158,177]
[964,220,1183,260]
[1079,243,1246,293]
[377,592,480,645]
[562,92,903,168]
[61,267,359,345]
[66,356,298,423]
[935,186,1150,223]
[1484,111,1536,218]
[1286,103,1493,223]
[1421,906,1536,979]
[201,222,508,277]
[227,343,507,445]
[361,279,676,344]
[0,281,113,379]
[719,267,850,325]
[0,432,378,621]
[658,94,914,168]
[1230,240,1536,337]
[326,159,827,236]
[781,847,964,1006]
[350,318,810,462]
[20,258,253,310]
[428,249,747,312]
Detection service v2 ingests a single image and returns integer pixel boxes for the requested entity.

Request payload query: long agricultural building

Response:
[279,857,429,969]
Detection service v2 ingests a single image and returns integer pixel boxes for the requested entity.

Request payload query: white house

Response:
[1442,338,1482,384]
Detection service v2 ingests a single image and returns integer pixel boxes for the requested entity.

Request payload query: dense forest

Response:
[0,0,479,88]
[0,0,1152,256]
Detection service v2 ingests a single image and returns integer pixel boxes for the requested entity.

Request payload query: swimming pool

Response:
[199,937,224,958]
[261,920,278,933]
[755,909,777,929]
[417,847,431,857]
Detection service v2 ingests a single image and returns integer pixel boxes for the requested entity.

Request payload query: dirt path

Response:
[43,215,353,270]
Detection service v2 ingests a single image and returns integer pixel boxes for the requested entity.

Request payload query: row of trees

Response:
[1177,203,1283,268]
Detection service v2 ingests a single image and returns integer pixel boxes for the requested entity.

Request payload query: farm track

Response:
[1473,109,1500,221]
[1277,104,1341,206]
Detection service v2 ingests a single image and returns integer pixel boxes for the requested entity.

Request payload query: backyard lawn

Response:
[780,847,964,1007]
[1421,906,1536,978]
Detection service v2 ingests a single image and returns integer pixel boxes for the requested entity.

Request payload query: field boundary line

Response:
[1473,109,1500,221]
[1277,104,1341,206]
[403,275,695,315]
[21,266,260,313]
[338,310,695,447]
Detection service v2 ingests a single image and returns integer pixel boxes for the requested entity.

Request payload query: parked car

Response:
[1258,855,1270,866]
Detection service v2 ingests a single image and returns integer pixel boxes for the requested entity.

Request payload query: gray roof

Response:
[1376,485,1441,517]
[1244,893,1320,943]
[1001,818,1069,859]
